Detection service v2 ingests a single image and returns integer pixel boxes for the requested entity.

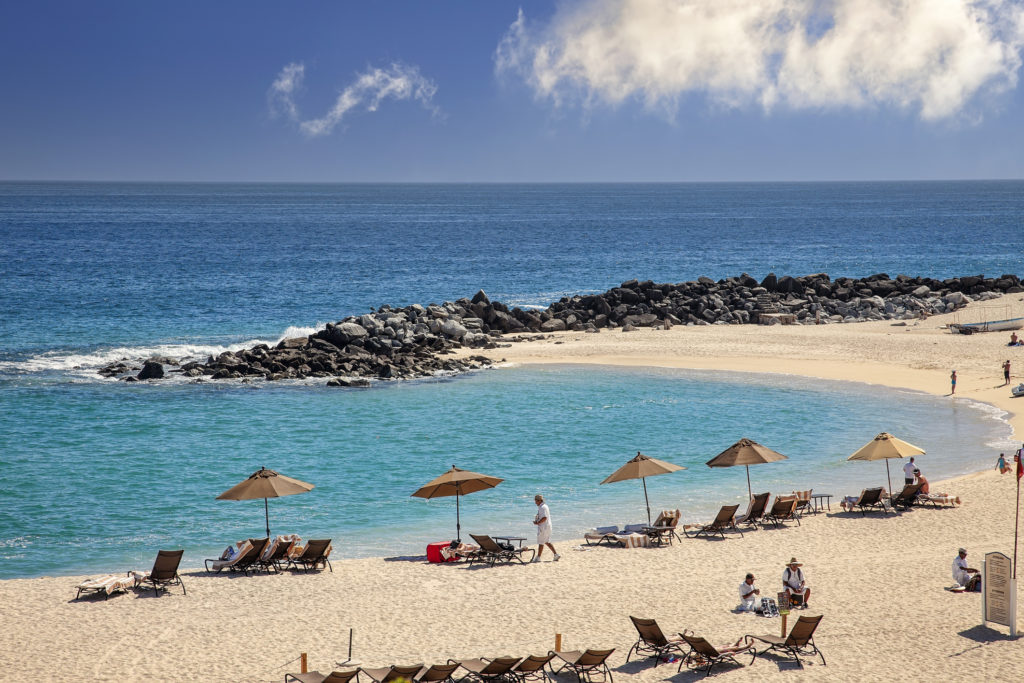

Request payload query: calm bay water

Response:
[1,181,1021,578]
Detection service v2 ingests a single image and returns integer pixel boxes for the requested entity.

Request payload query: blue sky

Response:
[2,0,1023,182]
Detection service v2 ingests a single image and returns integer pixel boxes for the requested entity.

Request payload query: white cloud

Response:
[268,62,438,137]
[496,0,1024,121]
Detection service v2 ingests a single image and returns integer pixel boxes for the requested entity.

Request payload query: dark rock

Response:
[137,361,164,380]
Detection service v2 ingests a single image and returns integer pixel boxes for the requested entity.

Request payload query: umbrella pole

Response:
[456,491,461,543]
[885,460,893,499]
[642,477,651,525]
[264,497,270,538]
[746,465,752,500]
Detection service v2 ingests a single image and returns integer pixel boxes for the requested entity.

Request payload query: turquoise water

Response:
[0,364,1011,578]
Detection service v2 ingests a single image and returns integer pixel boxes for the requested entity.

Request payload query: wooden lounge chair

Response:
[683,505,742,539]
[792,489,813,517]
[286,669,360,683]
[626,616,685,666]
[644,509,681,546]
[550,649,614,683]
[287,539,333,573]
[468,534,536,565]
[843,487,890,516]
[735,493,770,529]
[415,662,461,683]
[764,496,801,528]
[507,654,554,682]
[130,549,186,596]
[677,632,754,677]
[449,657,519,683]
[891,483,924,509]
[747,614,825,668]
[205,538,269,575]
[583,526,621,546]
[360,664,425,683]
[257,535,298,573]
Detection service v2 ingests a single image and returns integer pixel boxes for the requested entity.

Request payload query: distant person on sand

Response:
[531,494,559,562]
[903,457,917,485]
[950,370,957,395]
[997,453,1011,474]
[1010,332,1020,346]
[738,573,761,612]
[782,557,810,608]
[953,548,980,591]
[1003,360,1012,386]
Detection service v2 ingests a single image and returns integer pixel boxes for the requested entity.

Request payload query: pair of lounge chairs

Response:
[466,534,536,565]
[763,495,801,528]
[451,655,555,683]
[583,510,681,547]
[76,549,187,600]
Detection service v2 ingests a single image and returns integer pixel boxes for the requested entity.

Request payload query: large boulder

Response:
[137,361,164,380]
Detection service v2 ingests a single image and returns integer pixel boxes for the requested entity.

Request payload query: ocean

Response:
[1,181,1021,578]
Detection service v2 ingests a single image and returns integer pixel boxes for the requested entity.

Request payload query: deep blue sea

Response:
[1,181,1022,578]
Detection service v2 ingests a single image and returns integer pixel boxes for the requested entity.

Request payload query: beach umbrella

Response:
[706,438,789,499]
[216,466,314,538]
[411,465,503,542]
[600,451,686,524]
[847,432,925,496]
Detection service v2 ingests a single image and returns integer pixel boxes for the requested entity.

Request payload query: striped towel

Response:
[77,574,135,597]
[921,494,960,506]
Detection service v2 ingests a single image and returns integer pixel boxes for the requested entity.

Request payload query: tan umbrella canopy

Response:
[847,432,925,495]
[600,452,686,524]
[216,466,314,538]
[706,438,788,499]
[411,465,503,541]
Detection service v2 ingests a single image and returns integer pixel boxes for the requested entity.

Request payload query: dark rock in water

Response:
[327,377,371,387]
[147,355,179,366]
[137,361,164,380]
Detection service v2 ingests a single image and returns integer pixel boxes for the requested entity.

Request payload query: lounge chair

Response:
[75,574,137,600]
[792,489,813,517]
[735,493,770,529]
[890,483,924,509]
[683,504,743,539]
[415,663,461,683]
[507,654,554,682]
[626,616,685,666]
[613,523,649,546]
[287,539,333,573]
[747,614,825,668]
[286,670,360,683]
[677,632,754,677]
[764,496,801,528]
[129,549,186,596]
[468,534,536,565]
[360,664,425,683]
[841,487,890,516]
[917,493,961,508]
[258,534,299,573]
[205,538,269,575]
[449,657,519,683]
[550,649,614,683]
[644,509,681,546]
[583,526,621,546]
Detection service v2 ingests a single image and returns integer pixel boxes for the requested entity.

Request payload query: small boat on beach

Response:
[1012,383,1024,397]
[949,317,1024,335]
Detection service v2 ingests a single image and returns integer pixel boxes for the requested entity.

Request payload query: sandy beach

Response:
[3,294,1024,681]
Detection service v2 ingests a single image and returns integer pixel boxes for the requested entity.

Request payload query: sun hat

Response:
[958,548,967,554]
[786,557,802,566]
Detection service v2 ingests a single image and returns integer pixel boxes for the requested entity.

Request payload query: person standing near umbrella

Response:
[532,494,560,562]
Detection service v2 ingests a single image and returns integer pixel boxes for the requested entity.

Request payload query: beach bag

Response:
[966,575,981,592]
[499,542,514,552]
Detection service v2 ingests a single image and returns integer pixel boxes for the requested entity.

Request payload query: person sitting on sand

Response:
[1011,332,1019,346]
[738,573,761,612]
[953,548,981,591]
[997,453,1012,474]
[782,557,810,608]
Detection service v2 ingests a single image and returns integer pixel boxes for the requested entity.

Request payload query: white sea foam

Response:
[0,322,329,376]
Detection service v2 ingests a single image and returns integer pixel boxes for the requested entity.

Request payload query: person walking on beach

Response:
[903,457,917,485]
[782,557,810,608]
[532,494,559,562]
[1003,360,1012,386]
[950,370,957,395]
[996,453,1011,474]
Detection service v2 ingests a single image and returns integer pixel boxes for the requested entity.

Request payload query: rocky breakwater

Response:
[539,272,1022,331]
[101,273,1022,385]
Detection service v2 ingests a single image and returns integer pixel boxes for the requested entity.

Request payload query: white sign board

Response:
[982,552,1016,636]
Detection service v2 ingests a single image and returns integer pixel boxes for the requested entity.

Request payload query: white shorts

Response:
[536,523,551,545]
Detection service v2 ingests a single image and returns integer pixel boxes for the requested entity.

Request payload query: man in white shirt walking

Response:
[532,494,560,562]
